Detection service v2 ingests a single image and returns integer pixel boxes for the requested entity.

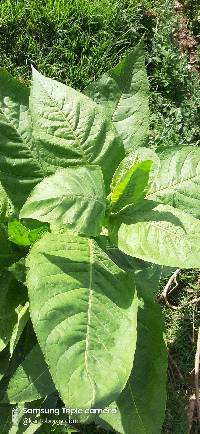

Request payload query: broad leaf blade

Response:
[3,344,55,404]
[118,202,200,268]
[100,288,167,434]
[111,160,151,212]
[30,67,124,192]
[85,40,149,152]
[26,232,138,414]
[0,70,44,209]
[20,166,106,237]
[146,146,200,218]
[122,145,200,219]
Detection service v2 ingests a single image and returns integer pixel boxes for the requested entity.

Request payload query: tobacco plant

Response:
[0,41,200,433]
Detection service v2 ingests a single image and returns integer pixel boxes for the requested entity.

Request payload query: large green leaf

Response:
[100,288,167,434]
[118,201,200,268]
[0,70,44,209]
[30,67,124,192]
[3,344,55,404]
[111,160,151,213]
[85,41,149,152]
[121,146,200,218]
[20,166,106,237]
[145,146,200,218]
[26,232,138,415]
[0,272,27,351]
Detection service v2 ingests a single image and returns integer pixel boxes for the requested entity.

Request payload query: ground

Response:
[0,0,200,432]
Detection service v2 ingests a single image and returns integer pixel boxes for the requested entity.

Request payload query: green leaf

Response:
[145,146,200,218]
[10,302,29,357]
[8,259,26,284]
[26,232,138,414]
[0,183,9,220]
[0,397,58,434]
[111,147,157,187]
[20,166,106,237]
[108,248,174,292]
[0,272,27,351]
[85,40,149,152]
[122,145,200,219]
[111,160,151,213]
[30,67,124,192]
[100,288,167,434]
[118,201,200,268]
[0,405,13,434]
[0,224,13,271]
[3,344,55,404]
[15,395,59,434]
[0,69,44,209]
[8,220,49,247]
[8,221,30,247]
[0,348,10,381]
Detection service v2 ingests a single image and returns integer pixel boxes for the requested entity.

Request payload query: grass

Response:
[0,0,200,432]
[161,269,200,433]
[0,0,149,88]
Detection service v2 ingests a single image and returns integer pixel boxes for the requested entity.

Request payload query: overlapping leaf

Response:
[145,146,200,218]
[0,224,13,271]
[20,166,106,236]
[111,160,151,213]
[85,41,149,152]
[8,259,26,285]
[8,220,49,247]
[10,302,29,357]
[0,349,9,382]
[0,272,27,351]
[118,201,200,268]
[30,68,124,192]
[4,344,55,404]
[100,288,167,434]
[108,248,174,292]
[121,146,200,218]
[26,232,138,414]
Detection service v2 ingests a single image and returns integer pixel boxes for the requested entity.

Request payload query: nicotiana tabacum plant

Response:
[0,40,200,434]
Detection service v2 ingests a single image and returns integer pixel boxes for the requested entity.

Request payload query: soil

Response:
[174,0,199,73]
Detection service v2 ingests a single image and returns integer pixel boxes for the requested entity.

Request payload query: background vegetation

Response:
[0,0,200,432]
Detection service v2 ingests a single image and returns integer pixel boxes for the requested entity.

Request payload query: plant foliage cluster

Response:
[0,39,200,434]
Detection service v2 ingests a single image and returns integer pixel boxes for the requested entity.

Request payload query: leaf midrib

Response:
[29,193,105,207]
[84,239,96,406]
